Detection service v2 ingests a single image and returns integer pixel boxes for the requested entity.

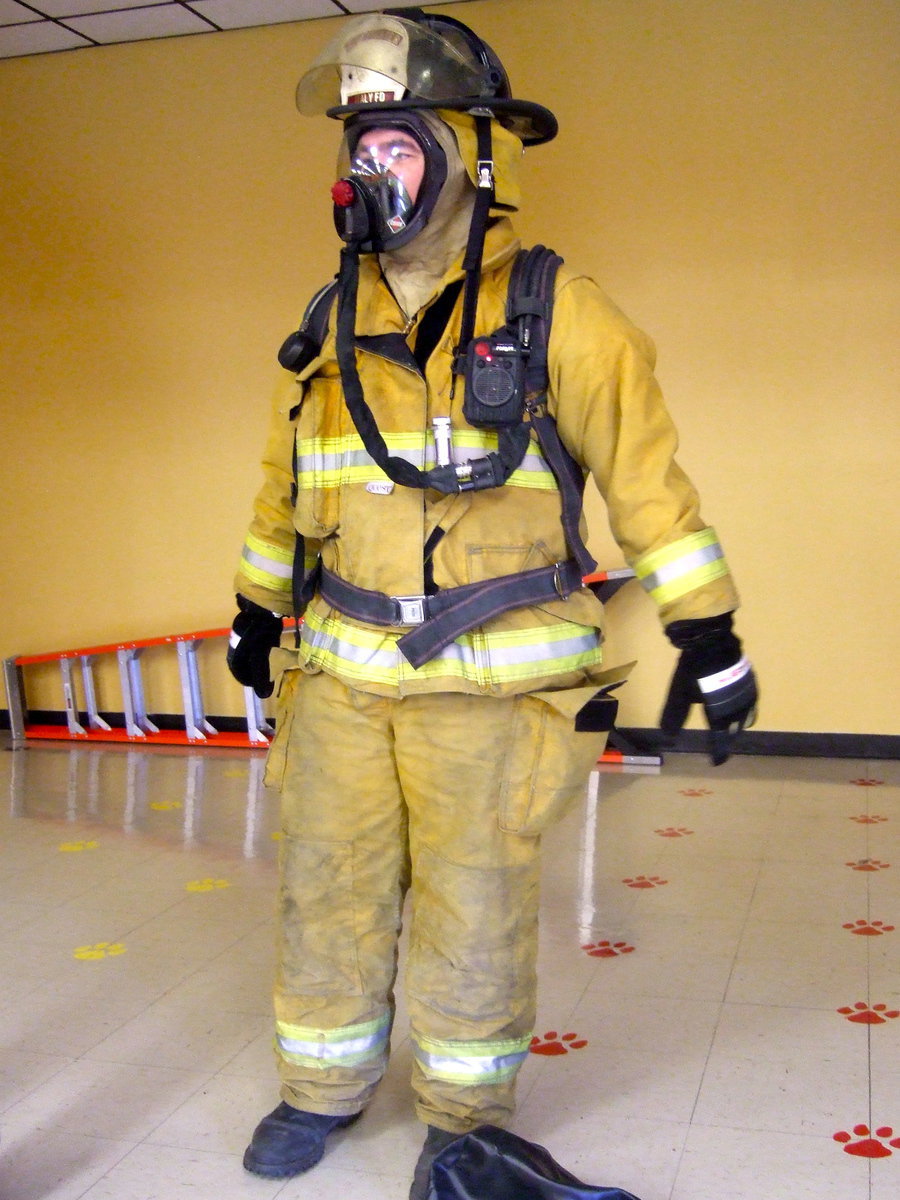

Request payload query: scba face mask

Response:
[332,112,447,252]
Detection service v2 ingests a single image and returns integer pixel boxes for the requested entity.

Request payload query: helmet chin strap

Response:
[453,113,495,380]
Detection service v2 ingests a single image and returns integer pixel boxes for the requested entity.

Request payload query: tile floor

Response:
[0,735,898,1199]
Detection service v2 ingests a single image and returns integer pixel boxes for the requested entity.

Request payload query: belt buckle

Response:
[553,562,569,600]
[392,595,427,626]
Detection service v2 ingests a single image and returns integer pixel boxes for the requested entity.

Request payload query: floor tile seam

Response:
[67,1137,150,1200]
[682,1117,860,1141]
[683,853,767,1135]
[717,850,767,989]
[0,1054,78,1117]
[119,1066,227,1150]
[214,1022,281,1076]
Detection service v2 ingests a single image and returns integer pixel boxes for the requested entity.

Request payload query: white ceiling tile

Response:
[0,20,90,57]
[0,0,41,25]
[63,6,212,45]
[27,1,170,15]
[187,0,337,30]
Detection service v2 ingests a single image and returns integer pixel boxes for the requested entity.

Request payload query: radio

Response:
[463,333,528,428]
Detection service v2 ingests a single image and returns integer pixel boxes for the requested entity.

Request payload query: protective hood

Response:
[377,110,476,319]
[438,108,523,214]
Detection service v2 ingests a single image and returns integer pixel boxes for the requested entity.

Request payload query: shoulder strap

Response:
[508,247,598,576]
[277,277,339,373]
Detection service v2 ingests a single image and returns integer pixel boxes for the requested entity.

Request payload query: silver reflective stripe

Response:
[243,545,292,580]
[484,629,599,668]
[301,620,402,671]
[296,445,426,476]
[275,1014,390,1066]
[640,540,724,595]
[277,1028,387,1062]
[414,1044,530,1083]
[699,655,751,694]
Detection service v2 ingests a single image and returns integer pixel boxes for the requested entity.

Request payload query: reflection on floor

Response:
[0,736,898,1199]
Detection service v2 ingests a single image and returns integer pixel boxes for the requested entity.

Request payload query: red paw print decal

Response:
[679,788,712,797]
[834,1125,900,1157]
[849,814,889,824]
[655,827,694,838]
[838,1003,900,1025]
[845,858,891,872]
[623,875,668,889]
[582,940,635,958]
[850,778,884,787]
[843,919,895,936]
[530,1031,589,1056]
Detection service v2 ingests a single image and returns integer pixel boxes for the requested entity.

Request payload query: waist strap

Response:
[318,561,585,670]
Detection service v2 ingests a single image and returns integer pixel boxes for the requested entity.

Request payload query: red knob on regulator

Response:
[331,180,355,208]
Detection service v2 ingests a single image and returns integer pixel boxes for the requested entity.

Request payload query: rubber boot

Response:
[409,1125,462,1200]
[243,1101,359,1178]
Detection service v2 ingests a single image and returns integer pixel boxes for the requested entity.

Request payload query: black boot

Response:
[243,1101,359,1178]
[409,1125,462,1200]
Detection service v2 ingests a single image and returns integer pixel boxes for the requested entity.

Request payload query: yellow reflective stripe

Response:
[294,431,557,491]
[300,607,602,687]
[240,533,293,593]
[413,1032,532,1085]
[633,528,729,606]
[275,1014,390,1070]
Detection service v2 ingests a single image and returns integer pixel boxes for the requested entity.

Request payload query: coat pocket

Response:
[498,684,618,836]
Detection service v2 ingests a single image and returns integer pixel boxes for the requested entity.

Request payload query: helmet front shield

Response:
[297,13,557,146]
[298,15,487,115]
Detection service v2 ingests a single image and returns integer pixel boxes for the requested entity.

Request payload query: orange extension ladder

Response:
[3,570,659,764]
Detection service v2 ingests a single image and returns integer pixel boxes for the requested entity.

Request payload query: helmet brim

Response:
[326,97,557,147]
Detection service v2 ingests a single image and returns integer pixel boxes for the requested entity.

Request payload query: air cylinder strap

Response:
[318,559,585,669]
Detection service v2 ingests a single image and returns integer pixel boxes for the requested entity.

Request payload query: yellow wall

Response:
[1,0,897,734]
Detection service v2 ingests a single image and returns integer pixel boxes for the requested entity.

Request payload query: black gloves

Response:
[661,613,758,766]
[226,595,284,699]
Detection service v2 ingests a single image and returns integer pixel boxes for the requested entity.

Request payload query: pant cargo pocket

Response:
[498,684,616,835]
[263,662,302,792]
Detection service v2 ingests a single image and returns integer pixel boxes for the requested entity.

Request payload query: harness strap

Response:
[318,560,585,670]
[527,403,597,576]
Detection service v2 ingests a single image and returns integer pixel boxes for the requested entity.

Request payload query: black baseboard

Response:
[617,727,900,761]
[1,710,897,760]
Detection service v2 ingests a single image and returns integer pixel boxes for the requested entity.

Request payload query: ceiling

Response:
[0,1,465,61]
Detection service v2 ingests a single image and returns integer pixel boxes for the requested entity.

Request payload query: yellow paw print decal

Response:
[150,801,182,811]
[185,878,231,892]
[73,942,127,960]
[59,840,99,852]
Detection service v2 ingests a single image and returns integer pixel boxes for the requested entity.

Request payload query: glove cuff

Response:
[665,612,733,649]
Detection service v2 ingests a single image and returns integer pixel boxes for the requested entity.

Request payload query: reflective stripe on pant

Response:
[269,668,607,1132]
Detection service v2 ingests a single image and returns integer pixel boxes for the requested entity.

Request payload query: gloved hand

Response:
[661,613,758,766]
[226,595,284,699]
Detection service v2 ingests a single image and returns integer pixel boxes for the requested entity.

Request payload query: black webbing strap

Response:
[510,245,598,577]
[335,245,531,494]
[453,113,495,377]
[527,406,597,576]
[319,559,584,669]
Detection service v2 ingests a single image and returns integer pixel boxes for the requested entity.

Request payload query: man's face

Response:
[353,127,426,204]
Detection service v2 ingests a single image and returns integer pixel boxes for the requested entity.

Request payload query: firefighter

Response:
[228,9,757,1197]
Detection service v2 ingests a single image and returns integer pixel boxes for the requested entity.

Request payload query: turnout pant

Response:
[265,668,607,1133]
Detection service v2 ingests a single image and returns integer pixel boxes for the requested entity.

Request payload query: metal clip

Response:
[392,596,427,626]
[476,159,494,189]
[553,563,569,601]
[432,417,452,468]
